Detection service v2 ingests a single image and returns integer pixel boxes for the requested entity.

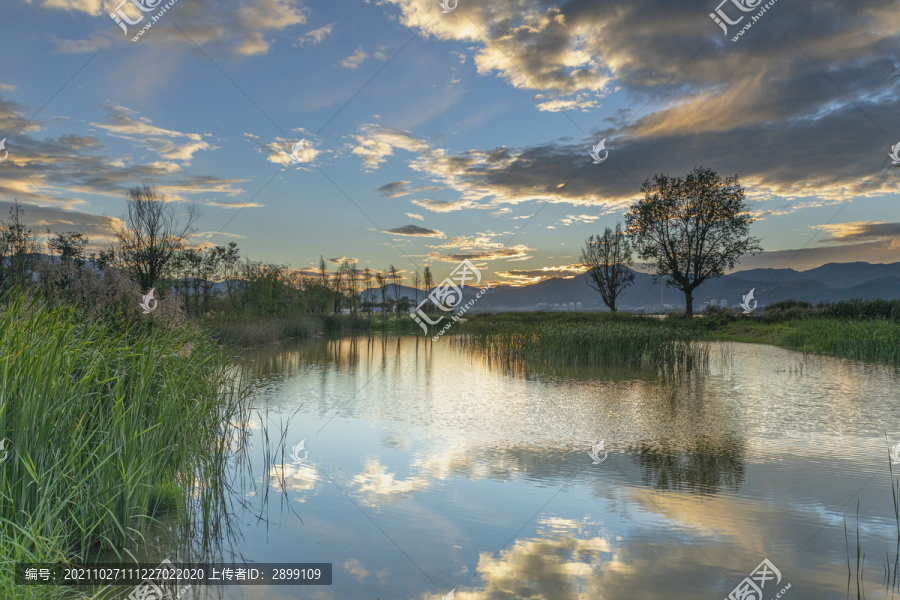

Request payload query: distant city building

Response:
[720,299,727,309]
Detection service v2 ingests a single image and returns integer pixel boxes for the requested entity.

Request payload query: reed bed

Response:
[453,313,710,375]
[779,318,900,365]
[0,292,248,599]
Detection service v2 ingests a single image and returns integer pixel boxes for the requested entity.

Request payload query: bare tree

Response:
[423,266,434,311]
[388,264,399,306]
[348,262,360,315]
[1,202,41,289]
[412,268,421,306]
[362,267,373,322]
[580,223,634,312]
[107,183,199,291]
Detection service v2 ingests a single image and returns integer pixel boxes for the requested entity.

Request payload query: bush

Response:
[759,299,816,323]
[820,298,900,321]
[701,305,736,329]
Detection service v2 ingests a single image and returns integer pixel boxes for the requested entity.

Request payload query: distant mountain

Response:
[158,261,900,313]
[449,261,900,313]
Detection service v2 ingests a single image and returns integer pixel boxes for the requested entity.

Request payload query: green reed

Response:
[779,318,900,365]
[453,312,709,375]
[0,292,247,599]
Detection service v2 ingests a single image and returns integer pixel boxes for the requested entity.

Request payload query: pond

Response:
[134,336,900,600]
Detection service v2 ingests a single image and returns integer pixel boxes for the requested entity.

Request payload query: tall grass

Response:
[0,291,247,599]
[778,318,900,364]
[453,312,709,375]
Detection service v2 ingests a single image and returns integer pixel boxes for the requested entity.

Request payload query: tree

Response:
[107,183,199,291]
[1,202,40,289]
[375,271,388,320]
[48,231,87,269]
[214,242,241,310]
[625,166,761,318]
[388,264,399,306]
[422,266,434,311]
[580,223,634,312]
[362,267,373,322]
[412,268,421,307]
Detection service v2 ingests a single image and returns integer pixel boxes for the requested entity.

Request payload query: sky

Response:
[1,0,899,286]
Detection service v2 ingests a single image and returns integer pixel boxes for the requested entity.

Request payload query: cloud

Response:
[53,0,306,57]
[405,212,425,221]
[351,125,429,170]
[0,200,117,249]
[495,263,587,285]
[339,44,387,69]
[412,198,480,212]
[817,221,900,245]
[204,199,263,209]
[426,245,532,263]
[386,224,445,237]
[89,104,214,164]
[0,92,245,208]
[341,46,369,69]
[261,136,320,165]
[297,23,334,46]
[376,181,412,197]
[559,214,602,226]
[369,0,900,214]
[429,234,506,251]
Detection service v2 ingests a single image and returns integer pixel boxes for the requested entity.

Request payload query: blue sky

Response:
[1,0,899,286]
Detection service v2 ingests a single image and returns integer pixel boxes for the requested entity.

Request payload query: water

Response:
[144,337,900,599]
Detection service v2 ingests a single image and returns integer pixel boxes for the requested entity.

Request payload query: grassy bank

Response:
[453,311,710,374]
[453,302,900,368]
[713,318,900,364]
[0,292,246,599]
[203,312,421,347]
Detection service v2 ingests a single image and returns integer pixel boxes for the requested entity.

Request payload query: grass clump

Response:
[0,290,246,599]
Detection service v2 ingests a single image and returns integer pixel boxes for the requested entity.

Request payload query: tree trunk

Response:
[684,290,693,318]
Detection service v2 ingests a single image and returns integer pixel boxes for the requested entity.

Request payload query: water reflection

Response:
[123,337,900,599]
[631,437,746,495]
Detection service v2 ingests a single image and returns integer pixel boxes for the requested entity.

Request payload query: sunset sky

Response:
[1,0,899,286]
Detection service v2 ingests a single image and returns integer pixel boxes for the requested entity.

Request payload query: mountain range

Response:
[393,261,900,312]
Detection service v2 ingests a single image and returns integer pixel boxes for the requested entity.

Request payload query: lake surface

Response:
[140,336,900,600]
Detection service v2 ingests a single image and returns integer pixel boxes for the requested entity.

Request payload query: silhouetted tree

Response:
[580,223,634,312]
[108,183,199,291]
[625,167,761,317]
